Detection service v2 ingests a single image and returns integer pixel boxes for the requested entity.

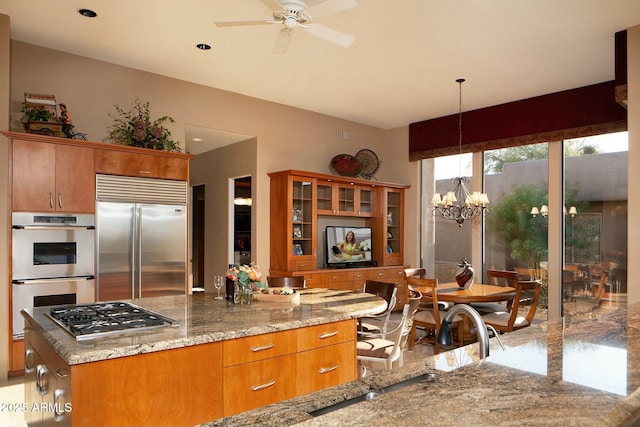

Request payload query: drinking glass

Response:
[213,276,224,299]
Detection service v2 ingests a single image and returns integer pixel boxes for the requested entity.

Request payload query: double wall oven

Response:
[12,212,95,339]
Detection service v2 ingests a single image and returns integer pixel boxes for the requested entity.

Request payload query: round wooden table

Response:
[428,282,517,303]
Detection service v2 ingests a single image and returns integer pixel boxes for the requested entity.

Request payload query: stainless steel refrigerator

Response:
[96,175,188,302]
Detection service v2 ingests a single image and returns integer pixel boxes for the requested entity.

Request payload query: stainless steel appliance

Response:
[96,174,188,301]
[46,301,178,340]
[12,212,96,338]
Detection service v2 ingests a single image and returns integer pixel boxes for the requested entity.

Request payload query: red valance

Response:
[409,80,627,161]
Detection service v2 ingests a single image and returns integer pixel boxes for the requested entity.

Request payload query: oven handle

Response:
[13,275,95,285]
[12,225,95,230]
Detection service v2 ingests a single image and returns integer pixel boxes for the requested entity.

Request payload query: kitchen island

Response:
[201,302,640,427]
[21,288,387,427]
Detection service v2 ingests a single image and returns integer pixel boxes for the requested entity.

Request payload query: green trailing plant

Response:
[107,99,181,152]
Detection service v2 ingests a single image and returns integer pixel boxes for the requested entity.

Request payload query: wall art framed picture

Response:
[293,244,303,256]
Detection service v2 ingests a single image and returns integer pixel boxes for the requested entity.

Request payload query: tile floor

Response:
[0,376,28,427]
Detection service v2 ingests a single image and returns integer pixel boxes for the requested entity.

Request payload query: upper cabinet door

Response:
[316,181,375,217]
[12,140,95,213]
[12,139,57,212]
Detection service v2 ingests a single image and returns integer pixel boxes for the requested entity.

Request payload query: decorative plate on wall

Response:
[354,149,380,179]
[330,154,362,177]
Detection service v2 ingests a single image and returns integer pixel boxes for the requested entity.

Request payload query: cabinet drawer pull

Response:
[251,380,276,391]
[319,331,338,339]
[251,343,275,352]
[58,193,62,208]
[49,192,53,208]
[36,364,49,395]
[25,349,36,373]
[319,365,338,374]
[298,264,306,268]
[54,389,67,421]
[138,170,152,174]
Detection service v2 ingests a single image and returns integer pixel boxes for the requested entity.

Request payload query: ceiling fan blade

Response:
[259,0,284,11]
[214,20,274,27]
[272,28,293,54]
[305,0,357,19]
[305,23,354,48]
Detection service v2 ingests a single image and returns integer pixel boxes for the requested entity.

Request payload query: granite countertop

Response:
[202,302,640,427]
[21,288,387,365]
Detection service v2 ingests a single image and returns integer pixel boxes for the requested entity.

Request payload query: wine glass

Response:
[213,276,224,300]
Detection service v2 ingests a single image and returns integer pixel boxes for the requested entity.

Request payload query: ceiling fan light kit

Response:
[214,0,357,54]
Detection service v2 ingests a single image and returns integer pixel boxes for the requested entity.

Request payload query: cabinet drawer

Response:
[296,341,357,396]
[297,320,355,352]
[289,257,317,271]
[384,253,404,266]
[95,149,189,180]
[223,354,297,416]
[223,330,296,366]
[321,271,349,284]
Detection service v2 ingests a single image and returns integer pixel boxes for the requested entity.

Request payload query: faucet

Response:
[437,304,492,358]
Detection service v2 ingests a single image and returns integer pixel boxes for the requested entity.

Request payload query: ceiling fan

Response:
[214,0,357,54]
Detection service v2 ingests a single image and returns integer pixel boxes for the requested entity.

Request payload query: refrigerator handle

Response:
[130,205,137,299]
[136,205,143,298]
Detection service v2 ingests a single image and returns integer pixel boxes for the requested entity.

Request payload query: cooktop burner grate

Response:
[47,301,179,340]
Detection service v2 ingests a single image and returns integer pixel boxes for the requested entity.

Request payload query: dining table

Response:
[412,281,517,344]
[425,281,517,304]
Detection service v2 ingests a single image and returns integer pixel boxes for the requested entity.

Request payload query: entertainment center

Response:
[268,170,409,309]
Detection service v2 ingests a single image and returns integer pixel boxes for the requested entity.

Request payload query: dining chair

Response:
[404,267,451,310]
[266,275,306,288]
[399,289,422,351]
[481,280,542,333]
[358,280,398,337]
[357,303,412,374]
[406,277,463,354]
[470,269,519,314]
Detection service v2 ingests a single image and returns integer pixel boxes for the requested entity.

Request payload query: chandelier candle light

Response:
[432,78,489,227]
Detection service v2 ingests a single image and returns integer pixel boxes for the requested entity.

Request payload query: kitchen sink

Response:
[309,373,436,417]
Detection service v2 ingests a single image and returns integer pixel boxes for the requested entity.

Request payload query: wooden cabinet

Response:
[316,180,376,216]
[269,170,408,275]
[270,173,318,273]
[94,148,189,181]
[12,139,95,213]
[24,327,72,427]
[382,188,404,266]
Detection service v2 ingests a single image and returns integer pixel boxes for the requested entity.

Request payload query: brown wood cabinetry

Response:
[12,139,95,213]
[94,148,189,180]
[24,319,356,426]
[269,170,408,275]
[222,320,356,416]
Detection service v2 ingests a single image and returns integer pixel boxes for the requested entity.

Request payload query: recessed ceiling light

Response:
[78,9,97,18]
[196,43,211,51]
[192,137,203,142]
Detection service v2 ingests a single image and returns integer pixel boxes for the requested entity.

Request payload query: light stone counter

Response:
[201,302,640,427]
[21,288,387,365]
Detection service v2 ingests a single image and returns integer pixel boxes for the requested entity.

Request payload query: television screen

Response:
[325,226,373,267]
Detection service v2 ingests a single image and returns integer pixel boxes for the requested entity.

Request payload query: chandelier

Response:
[432,78,489,226]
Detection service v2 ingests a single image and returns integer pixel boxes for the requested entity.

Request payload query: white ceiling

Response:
[1,0,639,134]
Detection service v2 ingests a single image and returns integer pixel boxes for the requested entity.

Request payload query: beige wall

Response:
[1,14,10,380]
[2,37,419,373]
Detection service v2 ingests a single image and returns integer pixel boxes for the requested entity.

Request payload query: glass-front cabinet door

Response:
[356,187,375,216]
[383,188,403,265]
[289,177,316,270]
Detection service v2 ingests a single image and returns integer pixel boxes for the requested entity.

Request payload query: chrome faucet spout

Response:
[436,304,490,358]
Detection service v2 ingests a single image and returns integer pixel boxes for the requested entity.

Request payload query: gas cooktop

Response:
[47,301,179,340]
